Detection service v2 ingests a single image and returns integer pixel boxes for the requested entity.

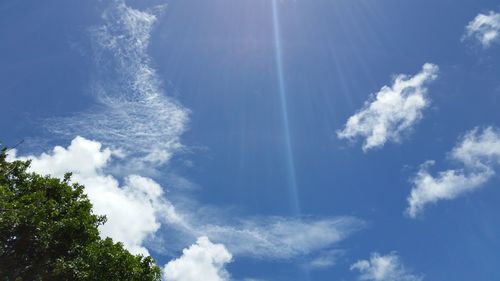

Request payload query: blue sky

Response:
[2,0,500,280]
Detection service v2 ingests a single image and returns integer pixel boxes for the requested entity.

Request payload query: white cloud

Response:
[407,127,500,218]
[351,252,422,281]
[197,217,363,260]
[155,197,365,263]
[463,11,500,48]
[163,236,232,281]
[337,63,438,151]
[157,196,364,261]
[8,136,187,256]
[451,127,500,165]
[47,0,188,166]
[307,249,344,269]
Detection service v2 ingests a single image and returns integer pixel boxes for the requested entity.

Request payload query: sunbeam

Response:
[271,3,313,280]
[271,0,301,216]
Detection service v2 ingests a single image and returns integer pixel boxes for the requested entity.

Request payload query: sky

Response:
[2,0,500,280]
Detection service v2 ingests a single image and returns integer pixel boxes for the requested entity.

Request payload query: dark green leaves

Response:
[0,147,161,281]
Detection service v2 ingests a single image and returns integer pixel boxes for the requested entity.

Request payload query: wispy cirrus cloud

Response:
[162,213,363,279]
[306,249,345,269]
[196,216,363,260]
[407,127,500,218]
[337,64,438,152]
[19,0,191,257]
[463,11,500,48]
[47,0,188,166]
[351,252,422,281]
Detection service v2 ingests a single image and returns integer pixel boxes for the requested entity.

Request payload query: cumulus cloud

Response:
[407,127,500,218]
[337,63,438,151]
[463,11,500,48]
[351,252,422,281]
[163,236,232,281]
[48,0,188,166]
[8,136,187,256]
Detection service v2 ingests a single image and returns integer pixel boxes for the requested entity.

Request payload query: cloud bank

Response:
[463,11,500,48]
[407,127,500,218]
[351,252,422,281]
[48,0,188,166]
[163,236,232,281]
[337,64,438,151]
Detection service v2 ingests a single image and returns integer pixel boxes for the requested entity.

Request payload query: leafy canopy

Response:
[0,146,161,281]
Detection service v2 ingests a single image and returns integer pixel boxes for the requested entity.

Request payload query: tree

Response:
[0,146,161,281]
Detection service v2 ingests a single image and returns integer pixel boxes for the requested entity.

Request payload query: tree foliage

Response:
[0,146,161,281]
